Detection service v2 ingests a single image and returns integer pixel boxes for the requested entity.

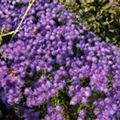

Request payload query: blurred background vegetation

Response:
[59,0,120,47]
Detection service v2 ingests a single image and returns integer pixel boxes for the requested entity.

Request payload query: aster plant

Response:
[0,0,120,120]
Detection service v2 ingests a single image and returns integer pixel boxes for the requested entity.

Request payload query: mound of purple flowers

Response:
[0,0,120,120]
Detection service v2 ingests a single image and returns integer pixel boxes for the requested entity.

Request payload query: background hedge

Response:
[59,0,120,47]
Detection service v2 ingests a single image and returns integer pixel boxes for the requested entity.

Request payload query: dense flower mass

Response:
[0,0,28,31]
[0,0,120,120]
[41,103,64,120]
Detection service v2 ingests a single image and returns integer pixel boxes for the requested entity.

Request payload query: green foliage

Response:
[60,0,120,47]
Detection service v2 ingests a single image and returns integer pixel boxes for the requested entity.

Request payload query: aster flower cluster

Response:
[24,71,66,107]
[77,110,86,120]
[0,0,120,120]
[42,103,64,120]
[17,107,40,120]
[0,0,29,31]
[93,98,118,120]
[17,103,64,120]
[69,86,91,106]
